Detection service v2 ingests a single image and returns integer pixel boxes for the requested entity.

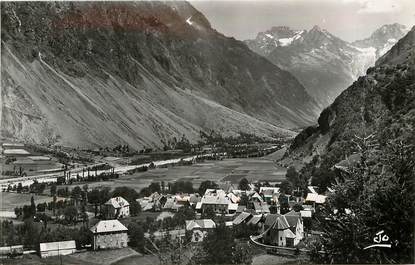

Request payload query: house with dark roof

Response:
[233,212,253,226]
[262,211,304,247]
[284,210,304,246]
[253,201,270,214]
[246,214,263,226]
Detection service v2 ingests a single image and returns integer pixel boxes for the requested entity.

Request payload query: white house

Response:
[39,240,76,258]
[105,196,130,218]
[197,190,232,214]
[185,219,216,242]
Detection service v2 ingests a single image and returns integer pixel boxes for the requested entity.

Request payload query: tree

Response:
[36,203,46,212]
[52,195,57,216]
[50,183,57,196]
[16,183,23,193]
[201,207,216,220]
[173,204,195,226]
[148,182,161,193]
[99,187,111,205]
[170,181,194,194]
[238,178,250,191]
[202,219,234,264]
[130,200,142,216]
[71,186,83,204]
[112,186,140,202]
[310,134,414,263]
[311,167,336,193]
[74,226,92,249]
[14,207,22,218]
[22,205,33,219]
[87,189,101,217]
[82,184,89,202]
[198,218,252,264]
[286,166,300,187]
[280,180,293,195]
[278,195,289,214]
[30,196,36,216]
[239,194,249,206]
[128,223,145,252]
[198,181,218,195]
[22,219,41,248]
[292,203,303,212]
[232,244,253,265]
[64,206,78,224]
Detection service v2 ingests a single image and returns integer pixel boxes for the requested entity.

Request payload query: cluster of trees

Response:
[162,134,193,153]
[56,171,119,186]
[198,180,218,195]
[191,218,253,265]
[309,134,414,263]
[139,180,194,197]
[0,219,92,249]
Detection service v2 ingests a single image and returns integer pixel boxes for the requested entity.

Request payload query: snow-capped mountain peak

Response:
[352,23,408,57]
[244,23,409,109]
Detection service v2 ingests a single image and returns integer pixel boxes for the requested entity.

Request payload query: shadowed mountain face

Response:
[284,26,415,170]
[245,24,409,109]
[1,1,320,149]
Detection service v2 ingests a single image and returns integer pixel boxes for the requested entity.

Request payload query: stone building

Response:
[90,220,128,250]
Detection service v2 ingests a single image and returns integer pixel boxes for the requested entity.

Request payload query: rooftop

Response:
[3,149,30,155]
[39,240,76,252]
[90,220,128,234]
[186,219,216,230]
[105,196,130,208]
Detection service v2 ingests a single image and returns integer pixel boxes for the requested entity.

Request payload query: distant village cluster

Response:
[0,141,331,263]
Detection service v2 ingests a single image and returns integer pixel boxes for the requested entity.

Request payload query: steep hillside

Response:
[0,2,320,149]
[282,26,415,173]
[245,24,409,108]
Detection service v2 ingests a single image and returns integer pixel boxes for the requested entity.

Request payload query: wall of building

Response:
[93,232,128,250]
[40,248,76,258]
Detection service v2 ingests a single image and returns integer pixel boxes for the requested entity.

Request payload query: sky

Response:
[189,0,415,42]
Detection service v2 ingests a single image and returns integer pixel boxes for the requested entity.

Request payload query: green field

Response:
[1,153,287,213]
[61,155,287,193]
[0,192,64,211]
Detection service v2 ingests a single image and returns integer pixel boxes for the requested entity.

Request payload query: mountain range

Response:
[1,1,321,149]
[282,26,414,174]
[245,23,409,108]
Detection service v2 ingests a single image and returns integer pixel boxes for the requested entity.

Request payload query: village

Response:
[0,140,331,265]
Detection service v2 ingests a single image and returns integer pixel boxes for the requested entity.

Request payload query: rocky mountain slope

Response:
[353,23,409,58]
[1,2,320,149]
[282,26,414,172]
[245,24,409,108]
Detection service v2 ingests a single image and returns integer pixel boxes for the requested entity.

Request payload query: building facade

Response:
[90,220,129,250]
[104,196,130,219]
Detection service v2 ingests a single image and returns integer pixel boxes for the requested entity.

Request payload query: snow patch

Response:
[265,34,274,39]
[278,37,294,46]
[379,39,397,57]
[186,16,193,26]
[350,46,377,79]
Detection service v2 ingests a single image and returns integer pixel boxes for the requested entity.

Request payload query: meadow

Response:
[61,155,287,193]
